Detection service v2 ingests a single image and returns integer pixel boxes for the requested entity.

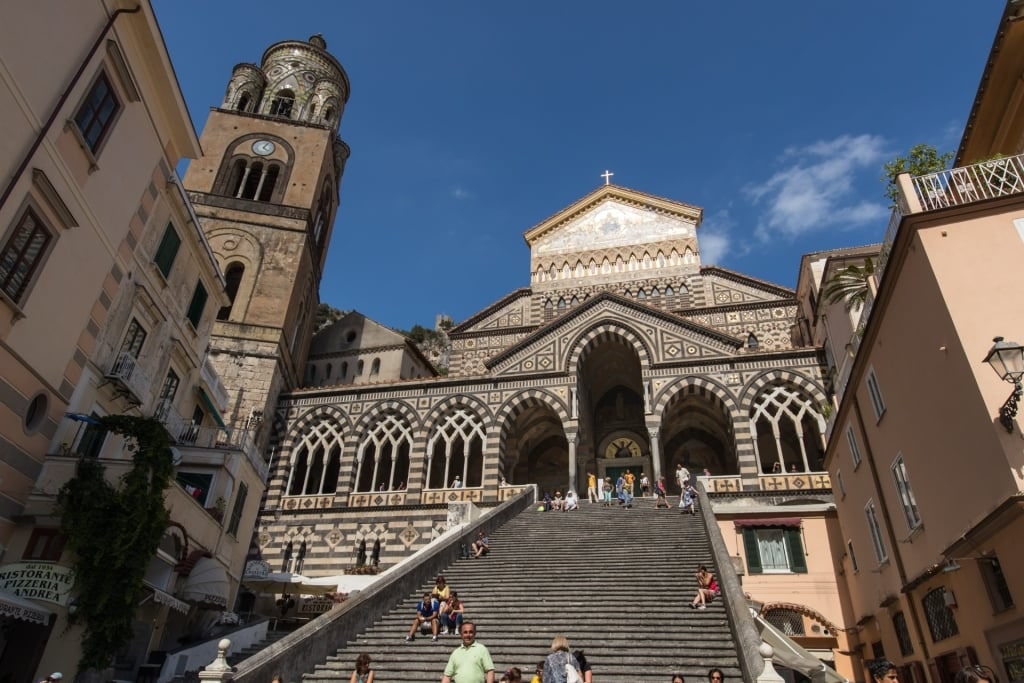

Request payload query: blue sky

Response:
[154,1,1002,331]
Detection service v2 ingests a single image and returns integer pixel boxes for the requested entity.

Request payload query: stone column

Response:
[647,426,662,482]
[567,432,578,492]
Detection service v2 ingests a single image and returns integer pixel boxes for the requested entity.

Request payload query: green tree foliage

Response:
[57,415,174,672]
[821,258,876,312]
[315,303,344,332]
[882,144,954,206]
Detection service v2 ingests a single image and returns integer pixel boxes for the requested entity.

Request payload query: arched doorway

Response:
[575,332,649,493]
[500,399,568,496]
[660,383,737,492]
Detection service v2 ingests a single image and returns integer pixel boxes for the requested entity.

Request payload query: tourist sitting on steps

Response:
[471,529,490,558]
[441,591,465,635]
[564,490,579,511]
[551,491,565,511]
[432,575,451,621]
[406,592,440,641]
[690,565,720,610]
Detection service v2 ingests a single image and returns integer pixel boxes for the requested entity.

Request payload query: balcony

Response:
[154,400,266,480]
[105,351,151,405]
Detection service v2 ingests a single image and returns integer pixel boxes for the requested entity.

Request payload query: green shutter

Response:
[154,224,181,277]
[785,528,808,573]
[186,281,208,327]
[227,482,248,537]
[743,528,763,574]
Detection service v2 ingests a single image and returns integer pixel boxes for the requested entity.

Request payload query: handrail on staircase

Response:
[695,481,763,683]
[228,488,538,683]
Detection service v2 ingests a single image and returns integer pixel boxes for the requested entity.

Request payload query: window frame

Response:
[186,280,208,329]
[153,223,181,278]
[891,453,922,531]
[72,69,123,156]
[846,425,862,469]
[76,412,108,458]
[866,368,886,421]
[847,539,859,573]
[22,527,66,561]
[742,526,807,575]
[979,556,1014,613]
[0,205,55,306]
[226,482,248,537]
[865,498,888,564]
[119,317,147,359]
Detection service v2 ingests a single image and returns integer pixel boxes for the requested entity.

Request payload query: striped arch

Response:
[422,393,494,427]
[653,375,740,418]
[565,321,653,375]
[350,400,420,494]
[283,405,352,450]
[352,399,422,435]
[494,389,571,441]
[759,602,841,635]
[740,369,827,411]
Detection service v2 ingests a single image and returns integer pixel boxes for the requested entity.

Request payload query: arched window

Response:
[325,363,332,381]
[357,359,365,375]
[217,262,245,320]
[665,286,674,296]
[341,361,348,378]
[323,107,334,123]
[240,161,263,199]
[764,608,806,636]
[426,408,486,488]
[257,164,279,201]
[370,358,381,375]
[237,93,251,112]
[269,89,295,117]
[229,160,282,202]
[557,298,566,311]
[922,588,959,641]
[353,413,412,492]
[308,102,317,120]
[286,417,344,495]
[750,383,825,474]
[637,289,646,300]
[227,159,247,197]
[281,541,293,572]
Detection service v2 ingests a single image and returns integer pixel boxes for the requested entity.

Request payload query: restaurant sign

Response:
[0,562,74,606]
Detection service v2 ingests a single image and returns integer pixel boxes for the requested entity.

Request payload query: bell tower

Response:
[183,34,350,446]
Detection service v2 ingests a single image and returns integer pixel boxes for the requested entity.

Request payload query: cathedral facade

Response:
[179,34,831,579]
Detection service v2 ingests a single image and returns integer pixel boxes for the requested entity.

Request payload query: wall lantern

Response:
[983,336,1024,433]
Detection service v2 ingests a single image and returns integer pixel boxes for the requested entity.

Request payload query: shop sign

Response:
[298,597,334,615]
[0,562,74,606]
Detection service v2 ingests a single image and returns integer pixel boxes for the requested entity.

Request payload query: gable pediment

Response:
[449,289,532,334]
[524,185,702,257]
[486,293,742,377]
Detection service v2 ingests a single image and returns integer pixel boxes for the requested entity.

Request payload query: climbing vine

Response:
[57,415,175,672]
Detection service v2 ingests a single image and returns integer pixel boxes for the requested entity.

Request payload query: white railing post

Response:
[756,643,785,683]
[198,638,234,683]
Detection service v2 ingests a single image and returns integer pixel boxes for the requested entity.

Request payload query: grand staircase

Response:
[302,497,742,683]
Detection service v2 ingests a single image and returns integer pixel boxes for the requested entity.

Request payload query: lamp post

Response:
[983,336,1024,432]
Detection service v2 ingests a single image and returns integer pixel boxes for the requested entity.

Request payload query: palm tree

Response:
[821,258,875,312]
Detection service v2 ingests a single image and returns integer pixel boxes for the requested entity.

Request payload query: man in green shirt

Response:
[442,620,494,683]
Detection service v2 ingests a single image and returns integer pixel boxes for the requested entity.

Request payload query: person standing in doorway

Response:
[624,469,636,496]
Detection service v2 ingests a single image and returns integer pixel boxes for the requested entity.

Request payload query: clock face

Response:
[251,140,275,156]
[605,438,641,459]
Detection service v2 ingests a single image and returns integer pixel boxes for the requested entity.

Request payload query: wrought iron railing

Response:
[106,351,151,402]
[154,399,266,479]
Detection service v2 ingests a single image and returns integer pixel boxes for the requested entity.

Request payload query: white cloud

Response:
[451,185,472,200]
[698,209,736,265]
[745,134,890,239]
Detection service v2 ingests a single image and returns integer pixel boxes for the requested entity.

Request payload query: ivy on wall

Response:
[57,415,174,672]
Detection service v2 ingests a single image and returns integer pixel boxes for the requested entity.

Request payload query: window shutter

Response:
[187,281,208,328]
[743,528,763,574]
[785,528,808,573]
[154,224,181,277]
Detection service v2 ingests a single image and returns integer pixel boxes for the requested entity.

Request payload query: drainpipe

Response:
[0,5,142,213]
[852,400,931,664]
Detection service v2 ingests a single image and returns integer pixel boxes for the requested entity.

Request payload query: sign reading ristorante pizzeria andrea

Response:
[0,562,74,606]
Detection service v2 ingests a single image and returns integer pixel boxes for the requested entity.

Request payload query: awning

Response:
[0,589,52,626]
[197,388,228,432]
[755,613,848,683]
[179,557,229,609]
[143,582,190,614]
[734,518,802,528]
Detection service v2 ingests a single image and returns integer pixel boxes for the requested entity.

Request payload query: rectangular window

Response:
[846,426,862,468]
[186,280,208,328]
[979,556,1014,612]
[866,368,886,420]
[893,612,914,656]
[892,454,922,530]
[227,482,248,537]
[22,528,66,561]
[77,413,107,458]
[742,527,807,574]
[119,318,147,359]
[0,207,53,305]
[159,369,180,402]
[836,469,846,498]
[153,223,181,277]
[74,71,121,153]
[847,540,859,572]
[176,471,213,507]
[865,499,888,563]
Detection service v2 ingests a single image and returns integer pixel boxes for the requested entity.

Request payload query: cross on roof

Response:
[601,170,614,185]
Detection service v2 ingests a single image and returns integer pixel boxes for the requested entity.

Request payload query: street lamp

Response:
[983,336,1024,432]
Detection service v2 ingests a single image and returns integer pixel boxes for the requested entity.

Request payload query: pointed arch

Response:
[425,404,488,489]
[565,321,653,375]
[283,413,346,496]
[352,405,417,493]
[743,372,827,474]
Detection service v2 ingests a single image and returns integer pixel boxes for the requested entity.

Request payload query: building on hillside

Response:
[818,4,1024,682]
[0,2,264,680]
[305,311,438,387]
